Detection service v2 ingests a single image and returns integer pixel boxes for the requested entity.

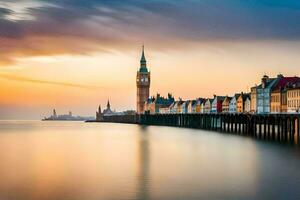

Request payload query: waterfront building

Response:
[187,100,196,113]
[287,83,300,113]
[195,98,205,113]
[200,101,205,113]
[159,106,171,114]
[244,97,251,113]
[181,101,189,114]
[250,86,257,113]
[211,95,226,113]
[177,99,185,113]
[237,93,251,113]
[229,94,240,113]
[222,96,231,113]
[136,46,151,114]
[256,75,278,114]
[204,99,213,113]
[144,97,155,114]
[144,93,175,114]
[169,101,177,114]
[270,75,300,113]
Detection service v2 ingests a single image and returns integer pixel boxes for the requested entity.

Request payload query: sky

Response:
[1,0,300,119]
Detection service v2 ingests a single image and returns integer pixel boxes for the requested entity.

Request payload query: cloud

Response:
[0,73,104,89]
[0,0,300,65]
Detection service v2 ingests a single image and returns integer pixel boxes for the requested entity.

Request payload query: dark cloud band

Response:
[0,0,300,65]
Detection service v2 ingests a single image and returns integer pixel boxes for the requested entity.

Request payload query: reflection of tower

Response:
[136,46,151,114]
[136,126,150,200]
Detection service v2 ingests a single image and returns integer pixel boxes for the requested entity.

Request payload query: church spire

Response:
[98,105,101,113]
[139,45,148,72]
[107,100,110,109]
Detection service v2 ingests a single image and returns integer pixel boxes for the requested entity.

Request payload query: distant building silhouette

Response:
[53,109,57,119]
[44,109,94,121]
[103,100,114,116]
[96,100,125,121]
[96,105,103,121]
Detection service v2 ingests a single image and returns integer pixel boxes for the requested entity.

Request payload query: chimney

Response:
[262,75,269,89]
[277,74,284,79]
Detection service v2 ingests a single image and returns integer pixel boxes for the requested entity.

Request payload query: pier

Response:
[94,113,300,144]
[140,114,300,144]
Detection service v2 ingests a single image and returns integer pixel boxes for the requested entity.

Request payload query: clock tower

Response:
[136,46,151,114]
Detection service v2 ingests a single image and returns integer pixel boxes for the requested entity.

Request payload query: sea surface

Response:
[0,120,300,200]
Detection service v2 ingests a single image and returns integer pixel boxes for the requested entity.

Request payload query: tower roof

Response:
[139,45,148,73]
[140,45,146,63]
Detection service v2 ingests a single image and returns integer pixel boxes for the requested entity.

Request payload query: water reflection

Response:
[0,121,300,200]
[136,125,150,200]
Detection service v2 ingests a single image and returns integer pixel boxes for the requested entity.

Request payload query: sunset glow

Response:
[1,0,300,119]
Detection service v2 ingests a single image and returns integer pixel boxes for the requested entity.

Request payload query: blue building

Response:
[256,75,278,114]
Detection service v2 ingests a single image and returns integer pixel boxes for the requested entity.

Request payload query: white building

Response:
[229,94,240,113]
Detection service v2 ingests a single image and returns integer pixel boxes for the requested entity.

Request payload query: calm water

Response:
[0,121,300,200]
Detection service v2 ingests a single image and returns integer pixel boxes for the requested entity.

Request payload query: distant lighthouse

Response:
[136,46,151,114]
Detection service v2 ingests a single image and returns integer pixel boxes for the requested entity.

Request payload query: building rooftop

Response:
[272,76,300,92]
[257,78,277,89]
[240,93,251,101]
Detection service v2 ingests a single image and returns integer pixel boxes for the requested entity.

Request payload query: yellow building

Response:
[237,93,250,113]
[270,76,300,113]
[177,101,184,113]
[222,96,231,113]
[270,91,282,113]
[287,86,300,113]
[195,98,205,113]
[196,104,201,113]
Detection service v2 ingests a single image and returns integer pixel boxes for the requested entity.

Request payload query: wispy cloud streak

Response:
[0,73,104,90]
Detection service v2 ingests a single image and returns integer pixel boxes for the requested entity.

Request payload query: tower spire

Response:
[139,45,148,72]
[107,99,110,109]
[140,45,146,63]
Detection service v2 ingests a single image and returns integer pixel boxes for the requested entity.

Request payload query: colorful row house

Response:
[251,74,300,114]
[237,93,251,113]
[196,98,205,113]
[154,94,251,115]
[211,96,226,113]
[204,99,214,113]
[146,74,300,115]
[287,83,300,113]
[144,93,174,114]
[222,96,231,113]
[229,94,240,113]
